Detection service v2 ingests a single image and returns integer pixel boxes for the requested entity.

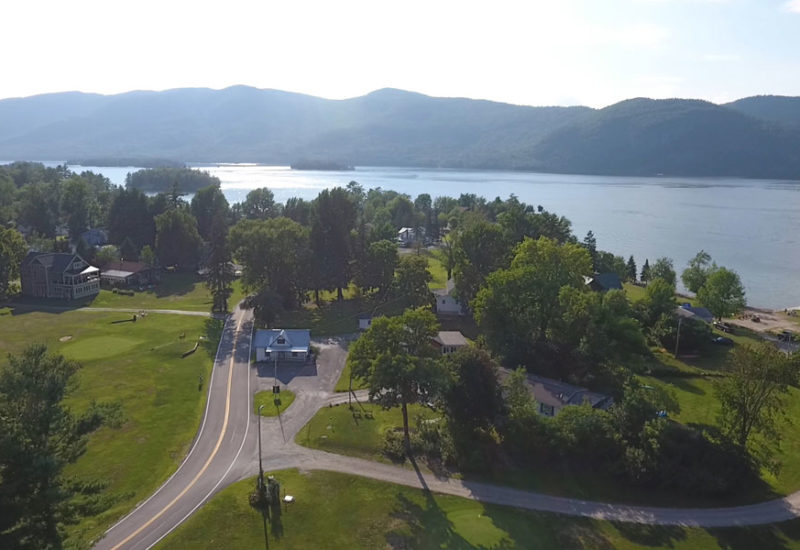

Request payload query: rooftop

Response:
[433,331,468,347]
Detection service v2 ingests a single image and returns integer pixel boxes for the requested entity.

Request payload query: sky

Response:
[2,0,799,108]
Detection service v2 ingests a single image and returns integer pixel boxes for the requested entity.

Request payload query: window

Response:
[539,403,555,417]
[277,337,286,344]
[265,352,271,359]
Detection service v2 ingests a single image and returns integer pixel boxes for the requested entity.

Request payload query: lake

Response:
[66,163,800,310]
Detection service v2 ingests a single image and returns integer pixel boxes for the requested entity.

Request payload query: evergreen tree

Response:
[640,258,651,284]
[626,255,637,282]
[206,214,234,313]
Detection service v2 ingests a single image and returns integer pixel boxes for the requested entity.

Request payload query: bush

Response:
[382,430,407,462]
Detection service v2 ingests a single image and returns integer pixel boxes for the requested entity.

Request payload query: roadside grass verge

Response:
[254,389,296,417]
[156,469,800,550]
[0,310,221,546]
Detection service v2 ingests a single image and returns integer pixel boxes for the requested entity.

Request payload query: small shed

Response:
[357,314,373,331]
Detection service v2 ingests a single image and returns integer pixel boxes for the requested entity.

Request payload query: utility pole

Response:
[674,316,683,358]
[257,404,264,488]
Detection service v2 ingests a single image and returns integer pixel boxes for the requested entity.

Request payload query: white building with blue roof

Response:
[253,329,311,363]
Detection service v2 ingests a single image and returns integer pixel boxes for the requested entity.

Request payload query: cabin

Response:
[20,252,100,300]
[101,261,158,288]
[253,329,311,363]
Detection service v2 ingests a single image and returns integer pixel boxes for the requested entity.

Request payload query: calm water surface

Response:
[67,163,800,310]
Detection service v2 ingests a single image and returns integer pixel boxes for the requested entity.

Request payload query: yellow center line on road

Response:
[110,314,244,550]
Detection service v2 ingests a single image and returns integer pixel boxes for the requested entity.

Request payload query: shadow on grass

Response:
[154,272,199,299]
[707,520,800,550]
[611,522,687,547]
[387,491,479,550]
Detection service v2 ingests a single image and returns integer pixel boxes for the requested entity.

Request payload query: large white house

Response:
[253,329,311,363]
[20,252,100,300]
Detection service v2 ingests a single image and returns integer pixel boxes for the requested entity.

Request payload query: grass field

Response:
[278,294,409,337]
[157,469,800,550]
[90,272,246,311]
[254,389,296,417]
[297,402,434,462]
[0,309,221,546]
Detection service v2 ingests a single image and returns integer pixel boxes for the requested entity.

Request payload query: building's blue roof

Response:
[253,329,311,351]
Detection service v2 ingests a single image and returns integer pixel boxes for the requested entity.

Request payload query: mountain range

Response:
[0,86,799,179]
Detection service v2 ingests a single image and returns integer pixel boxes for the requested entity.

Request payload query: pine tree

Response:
[640,258,651,285]
[626,255,637,282]
[206,214,234,313]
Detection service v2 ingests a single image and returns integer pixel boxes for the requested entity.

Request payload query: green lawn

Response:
[157,469,800,550]
[278,294,408,337]
[334,359,367,392]
[253,389,295,417]
[426,253,448,290]
[88,272,245,312]
[0,309,221,546]
[297,402,434,462]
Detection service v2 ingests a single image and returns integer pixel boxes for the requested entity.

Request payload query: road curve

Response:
[96,322,800,549]
[93,305,254,550]
[232,341,800,529]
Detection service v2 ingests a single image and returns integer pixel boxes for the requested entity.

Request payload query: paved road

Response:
[94,305,255,550]
[95,317,800,549]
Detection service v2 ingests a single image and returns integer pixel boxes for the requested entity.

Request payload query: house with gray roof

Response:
[253,329,311,363]
[527,374,613,417]
[432,330,468,355]
[20,252,100,300]
[678,304,714,324]
[585,273,623,292]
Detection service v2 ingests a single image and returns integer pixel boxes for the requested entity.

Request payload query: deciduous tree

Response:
[697,267,746,320]
[0,227,26,299]
[681,250,716,293]
[394,254,433,307]
[348,308,445,454]
[154,209,202,268]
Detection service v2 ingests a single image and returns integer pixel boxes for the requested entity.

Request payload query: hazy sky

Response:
[2,0,799,107]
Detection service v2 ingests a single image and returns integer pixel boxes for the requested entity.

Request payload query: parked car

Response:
[713,336,734,346]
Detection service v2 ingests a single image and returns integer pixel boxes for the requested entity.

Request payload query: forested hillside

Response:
[1,86,799,178]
